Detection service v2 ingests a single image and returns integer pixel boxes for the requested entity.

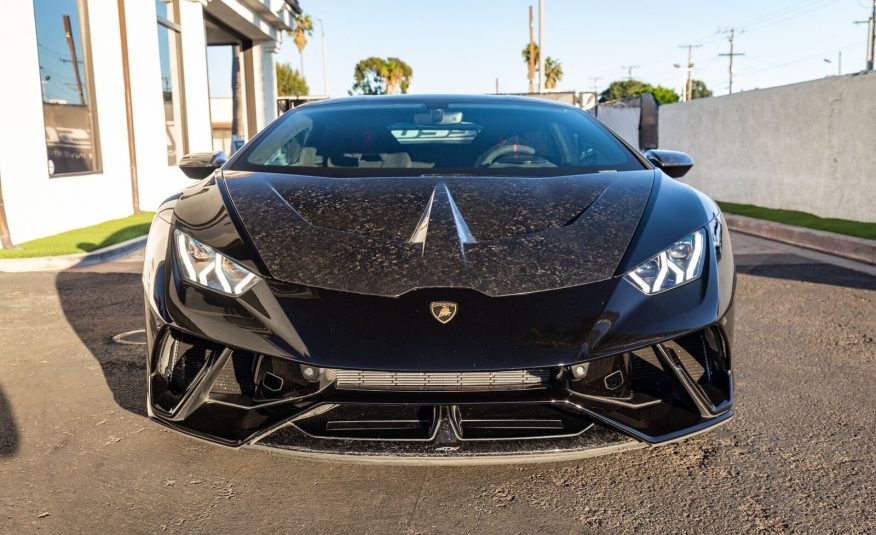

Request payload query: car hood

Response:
[221,170,655,297]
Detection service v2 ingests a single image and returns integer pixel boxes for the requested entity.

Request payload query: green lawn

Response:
[718,202,876,241]
[0,212,155,259]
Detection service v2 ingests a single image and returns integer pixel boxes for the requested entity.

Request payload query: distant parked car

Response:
[142,95,735,463]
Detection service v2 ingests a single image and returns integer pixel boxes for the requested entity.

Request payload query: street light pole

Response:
[318,17,327,96]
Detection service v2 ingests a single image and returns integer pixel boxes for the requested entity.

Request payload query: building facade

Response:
[0,0,300,245]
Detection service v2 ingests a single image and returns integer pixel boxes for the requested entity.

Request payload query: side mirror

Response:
[178,151,228,179]
[643,149,694,178]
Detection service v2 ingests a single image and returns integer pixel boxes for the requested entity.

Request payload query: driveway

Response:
[0,233,874,533]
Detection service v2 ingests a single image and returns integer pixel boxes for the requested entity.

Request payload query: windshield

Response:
[231,100,646,177]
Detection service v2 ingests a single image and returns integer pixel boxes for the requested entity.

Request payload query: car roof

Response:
[297,94,580,110]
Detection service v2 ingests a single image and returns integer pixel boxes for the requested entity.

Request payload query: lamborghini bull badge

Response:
[430,302,458,324]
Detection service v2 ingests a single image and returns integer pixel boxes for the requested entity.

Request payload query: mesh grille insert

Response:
[328,369,551,391]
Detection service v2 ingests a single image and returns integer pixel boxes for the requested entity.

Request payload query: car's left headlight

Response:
[625,228,706,295]
[174,229,260,296]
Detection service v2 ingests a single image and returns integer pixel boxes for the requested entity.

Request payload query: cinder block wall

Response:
[658,71,876,223]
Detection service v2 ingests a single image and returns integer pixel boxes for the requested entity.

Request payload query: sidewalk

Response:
[725,215,876,266]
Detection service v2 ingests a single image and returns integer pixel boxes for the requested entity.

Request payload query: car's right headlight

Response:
[174,229,260,296]
[624,228,706,295]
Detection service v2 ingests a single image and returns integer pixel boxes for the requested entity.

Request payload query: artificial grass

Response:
[0,212,154,259]
[718,202,876,241]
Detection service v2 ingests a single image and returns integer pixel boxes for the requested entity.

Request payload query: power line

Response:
[630,0,841,71]
[621,64,639,80]
[734,39,865,78]
[735,0,842,31]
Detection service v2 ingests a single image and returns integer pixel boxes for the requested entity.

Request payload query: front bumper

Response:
[143,214,736,462]
[145,321,734,463]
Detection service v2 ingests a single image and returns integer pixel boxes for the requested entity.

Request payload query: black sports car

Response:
[143,95,735,463]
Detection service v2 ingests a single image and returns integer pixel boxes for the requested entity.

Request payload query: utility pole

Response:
[318,18,327,96]
[589,76,602,96]
[854,1,875,70]
[62,15,85,106]
[718,28,744,94]
[871,1,876,70]
[838,50,843,75]
[528,5,535,93]
[538,0,545,92]
[621,64,639,81]
[674,44,701,101]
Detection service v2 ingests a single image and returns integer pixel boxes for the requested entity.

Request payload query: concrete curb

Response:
[0,235,147,273]
[726,214,876,266]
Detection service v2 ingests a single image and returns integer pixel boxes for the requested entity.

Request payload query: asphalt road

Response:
[1,233,874,534]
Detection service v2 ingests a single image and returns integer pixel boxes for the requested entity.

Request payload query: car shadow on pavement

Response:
[736,255,876,292]
[55,271,147,416]
[0,385,19,457]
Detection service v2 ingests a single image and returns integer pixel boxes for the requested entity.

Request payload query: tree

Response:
[598,80,651,102]
[383,57,412,94]
[521,44,563,90]
[690,79,713,99]
[598,80,680,104]
[291,12,313,74]
[276,62,309,96]
[650,85,680,104]
[544,57,563,89]
[231,45,244,142]
[350,57,413,95]
[521,43,539,66]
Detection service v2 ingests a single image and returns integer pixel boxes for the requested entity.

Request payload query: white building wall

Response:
[0,0,133,244]
[0,0,290,245]
[257,41,280,129]
[179,0,212,153]
[123,0,190,212]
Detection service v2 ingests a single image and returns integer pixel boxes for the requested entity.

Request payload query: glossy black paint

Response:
[643,149,694,178]
[178,151,228,179]
[144,95,736,459]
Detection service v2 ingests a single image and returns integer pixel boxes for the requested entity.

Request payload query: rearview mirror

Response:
[178,151,228,179]
[643,149,694,178]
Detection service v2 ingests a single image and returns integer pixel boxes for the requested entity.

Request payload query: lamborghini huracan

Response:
[142,95,735,463]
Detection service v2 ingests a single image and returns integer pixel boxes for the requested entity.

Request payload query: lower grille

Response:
[327,369,551,391]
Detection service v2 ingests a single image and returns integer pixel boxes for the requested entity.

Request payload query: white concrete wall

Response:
[659,72,876,223]
[594,106,640,149]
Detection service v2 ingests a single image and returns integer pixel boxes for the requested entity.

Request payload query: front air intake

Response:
[327,369,551,391]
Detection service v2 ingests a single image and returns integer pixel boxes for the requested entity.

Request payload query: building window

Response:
[33,0,100,176]
[156,0,187,165]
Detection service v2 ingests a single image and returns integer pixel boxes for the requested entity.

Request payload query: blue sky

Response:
[215,0,873,98]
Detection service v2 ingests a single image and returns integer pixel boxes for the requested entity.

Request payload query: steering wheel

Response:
[475,143,537,167]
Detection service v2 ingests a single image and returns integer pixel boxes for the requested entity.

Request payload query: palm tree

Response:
[291,13,314,74]
[544,57,563,90]
[382,57,413,94]
[521,43,539,66]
